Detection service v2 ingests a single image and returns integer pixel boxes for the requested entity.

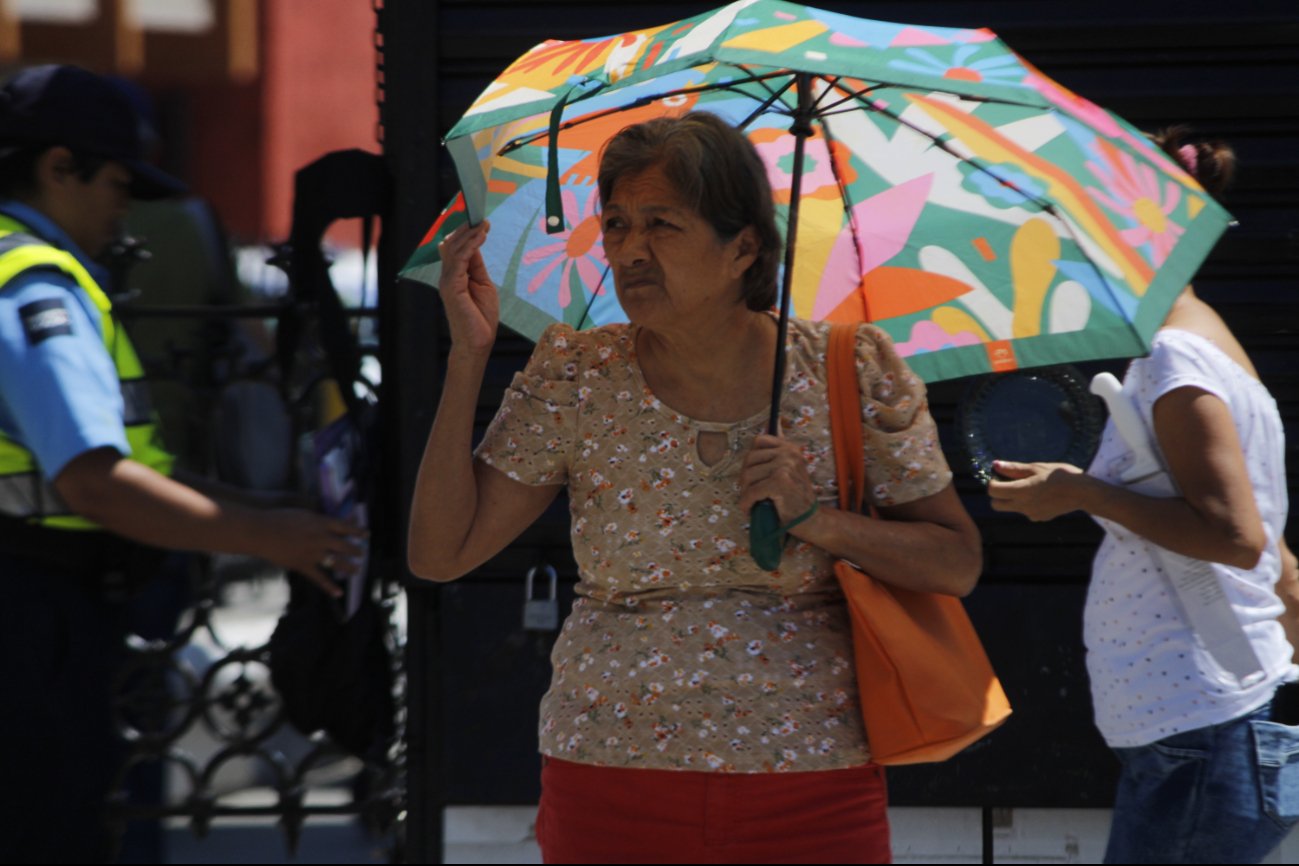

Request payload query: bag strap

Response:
[827,323,866,514]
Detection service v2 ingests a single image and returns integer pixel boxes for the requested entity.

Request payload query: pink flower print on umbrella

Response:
[811,175,931,321]
[1086,139,1185,268]
[406,2,1233,382]
[522,185,608,309]
[1023,64,1169,167]
[750,126,856,204]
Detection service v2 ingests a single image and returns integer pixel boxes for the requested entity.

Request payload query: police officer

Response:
[0,65,365,861]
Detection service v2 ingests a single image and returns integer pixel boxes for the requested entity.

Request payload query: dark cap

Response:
[0,64,186,200]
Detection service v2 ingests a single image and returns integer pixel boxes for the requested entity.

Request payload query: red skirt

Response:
[536,757,891,864]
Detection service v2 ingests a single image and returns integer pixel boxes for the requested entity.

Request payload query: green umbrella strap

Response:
[780,500,819,532]
[545,91,574,235]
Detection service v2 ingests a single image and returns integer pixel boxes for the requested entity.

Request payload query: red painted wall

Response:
[185,81,264,242]
[260,0,378,244]
[186,0,378,245]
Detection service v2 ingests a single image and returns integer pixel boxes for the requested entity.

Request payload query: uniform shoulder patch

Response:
[19,297,73,345]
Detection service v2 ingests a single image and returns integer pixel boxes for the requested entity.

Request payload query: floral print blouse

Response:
[475,317,952,772]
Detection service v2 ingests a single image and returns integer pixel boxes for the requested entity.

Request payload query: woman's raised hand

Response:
[438,221,500,357]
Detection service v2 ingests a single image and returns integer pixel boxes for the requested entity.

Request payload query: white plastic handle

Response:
[1089,372,1164,483]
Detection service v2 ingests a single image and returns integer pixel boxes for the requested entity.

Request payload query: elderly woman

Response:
[409,111,981,864]
[989,128,1299,864]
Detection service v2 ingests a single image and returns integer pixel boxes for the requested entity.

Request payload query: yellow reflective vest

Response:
[0,217,173,530]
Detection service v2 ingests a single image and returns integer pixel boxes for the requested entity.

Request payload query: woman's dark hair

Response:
[0,143,108,199]
[1150,125,1236,198]
[598,112,781,311]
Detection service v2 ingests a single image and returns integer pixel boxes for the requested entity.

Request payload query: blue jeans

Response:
[1105,701,1299,864]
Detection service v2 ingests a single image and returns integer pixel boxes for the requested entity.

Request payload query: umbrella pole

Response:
[767,73,814,434]
[751,73,815,571]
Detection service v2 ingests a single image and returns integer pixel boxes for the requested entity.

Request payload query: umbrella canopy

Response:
[401,0,1230,384]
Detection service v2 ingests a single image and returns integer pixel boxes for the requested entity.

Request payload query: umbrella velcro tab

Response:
[446,136,487,227]
[545,86,586,235]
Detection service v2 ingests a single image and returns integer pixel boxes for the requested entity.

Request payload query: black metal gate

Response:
[105,180,407,860]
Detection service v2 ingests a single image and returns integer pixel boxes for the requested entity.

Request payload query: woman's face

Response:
[601,163,756,335]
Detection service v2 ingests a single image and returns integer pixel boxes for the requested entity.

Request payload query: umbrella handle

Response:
[752,74,815,572]
[749,499,785,571]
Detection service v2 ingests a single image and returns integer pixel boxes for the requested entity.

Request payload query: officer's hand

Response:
[259,508,369,596]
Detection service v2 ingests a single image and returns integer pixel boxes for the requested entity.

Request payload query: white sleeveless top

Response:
[1084,329,1296,747]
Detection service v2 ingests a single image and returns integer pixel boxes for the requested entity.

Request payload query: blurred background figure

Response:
[988,128,1299,864]
[0,63,364,863]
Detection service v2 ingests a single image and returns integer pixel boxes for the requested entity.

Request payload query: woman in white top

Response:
[988,128,1299,864]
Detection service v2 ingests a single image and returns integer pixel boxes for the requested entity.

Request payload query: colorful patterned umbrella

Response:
[401,0,1231,385]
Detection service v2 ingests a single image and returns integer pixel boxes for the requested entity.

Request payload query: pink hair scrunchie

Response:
[1177,143,1199,177]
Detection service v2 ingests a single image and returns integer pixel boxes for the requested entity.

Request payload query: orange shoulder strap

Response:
[826,323,866,514]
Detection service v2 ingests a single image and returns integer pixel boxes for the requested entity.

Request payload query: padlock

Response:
[523,564,559,631]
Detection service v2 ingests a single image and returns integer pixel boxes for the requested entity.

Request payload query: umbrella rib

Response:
[830,83,1129,333]
[574,261,613,333]
[814,112,864,294]
[721,63,786,104]
[735,77,796,131]
[809,75,842,114]
[496,70,792,156]
[817,77,888,115]
[824,76,1042,112]
[816,105,884,120]
[1045,203,1136,333]
[842,88,1058,214]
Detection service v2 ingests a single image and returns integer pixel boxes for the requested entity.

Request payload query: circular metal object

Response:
[957,365,1105,484]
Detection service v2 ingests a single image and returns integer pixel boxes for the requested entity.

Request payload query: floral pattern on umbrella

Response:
[402,0,1231,383]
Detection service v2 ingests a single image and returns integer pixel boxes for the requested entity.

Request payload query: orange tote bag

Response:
[826,323,1011,765]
